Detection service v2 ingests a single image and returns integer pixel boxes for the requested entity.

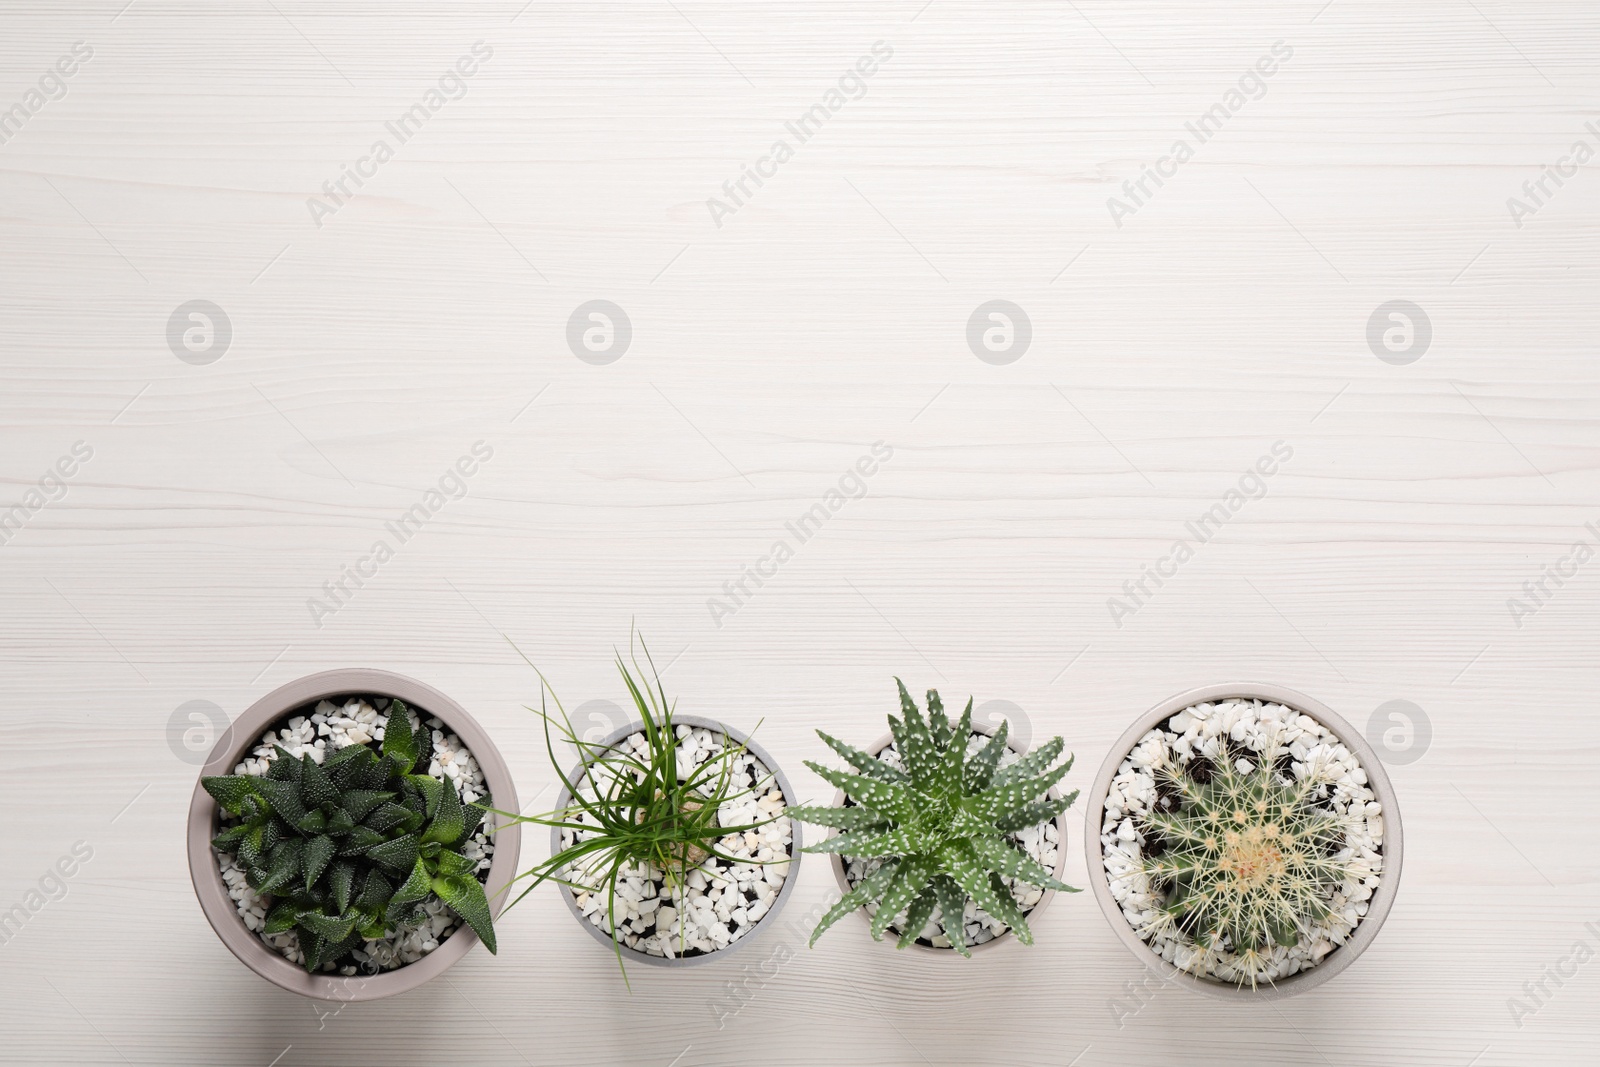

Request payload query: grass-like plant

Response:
[787,680,1078,956]
[204,701,496,972]
[495,635,781,983]
[1136,743,1361,986]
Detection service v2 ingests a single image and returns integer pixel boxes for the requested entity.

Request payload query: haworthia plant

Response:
[1135,741,1362,987]
[787,680,1079,956]
[203,700,496,972]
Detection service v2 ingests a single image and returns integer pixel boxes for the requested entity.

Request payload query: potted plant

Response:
[497,635,801,980]
[186,669,521,1001]
[1086,683,1403,999]
[788,680,1078,955]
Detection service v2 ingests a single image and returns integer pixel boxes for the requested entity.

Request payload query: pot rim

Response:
[550,713,803,967]
[186,669,522,1002]
[1084,682,1404,1001]
[825,720,1074,956]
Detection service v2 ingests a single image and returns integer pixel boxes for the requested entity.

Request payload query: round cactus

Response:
[1135,743,1361,985]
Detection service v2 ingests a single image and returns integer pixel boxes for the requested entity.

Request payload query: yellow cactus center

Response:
[1218,825,1288,890]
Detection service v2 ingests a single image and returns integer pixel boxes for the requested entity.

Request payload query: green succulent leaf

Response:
[890,678,938,780]
[405,774,444,818]
[896,886,940,949]
[434,849,477,878]
[968,834,1073,893]
[264,899,299,935]
[328,860,356,913]
[869,857,937,941]
[338,826,387,856]
[925,688,950,747]
[381,701,420,770]
[363,802,415,835]
[257,839,302,895]
[211,824,248,851]
[367,833,419,873]
[990,737,1066,788]
[434,873,496,953]
[353,751,391,790]
[941,841,1032,945]
[421,781,465,846]
[992,791,1078,835]
[388,856,432,911]
[299,753,338,809]
[809,858,902,947]
[202,775,259,815]
[933,699,973,800]
[943,806,993,839]
[266,747,301,782]
[399,790,427,821]
[339,789,393,822]
[237,826,264,868]
[782,805,892,832]
[965,758,1074,823]
[802,762,920,824]
[460,799,489,842]
[299,930,329,972]
[253,777,308,825]
[355,868,393,910]
[983,871,1034,944]
[803,825,922,858]
[302,834,337,891]
[816,731,909,785]
[298,909,359,943]
[930,874,970,957]
[963,720,1010,793]
[321,742,367,779]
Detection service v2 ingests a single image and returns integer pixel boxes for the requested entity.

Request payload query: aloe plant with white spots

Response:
[787,681,1079,954]
[203,701,497,972]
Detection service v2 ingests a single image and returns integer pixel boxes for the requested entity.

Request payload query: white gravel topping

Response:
[1100,698,1385,984]
[842,732,1062,949]
[214,696,493,974]
[560,725,792,959]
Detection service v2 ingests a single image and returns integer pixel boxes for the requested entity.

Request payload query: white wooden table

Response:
[3,2,1596,1064]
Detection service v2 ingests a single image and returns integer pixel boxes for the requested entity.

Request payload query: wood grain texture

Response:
[2,1,1597,1064]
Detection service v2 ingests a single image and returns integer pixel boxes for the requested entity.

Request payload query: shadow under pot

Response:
[186,669,521,1002]
[826,721,1073,954]
[551,715,803,967]
[1085,682,1403,1000]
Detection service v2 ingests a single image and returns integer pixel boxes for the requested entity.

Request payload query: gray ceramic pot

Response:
[826,721,1074,955]
[551,714,802,967]
[1085,682,1403,1000]
[186,669,521,1001]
